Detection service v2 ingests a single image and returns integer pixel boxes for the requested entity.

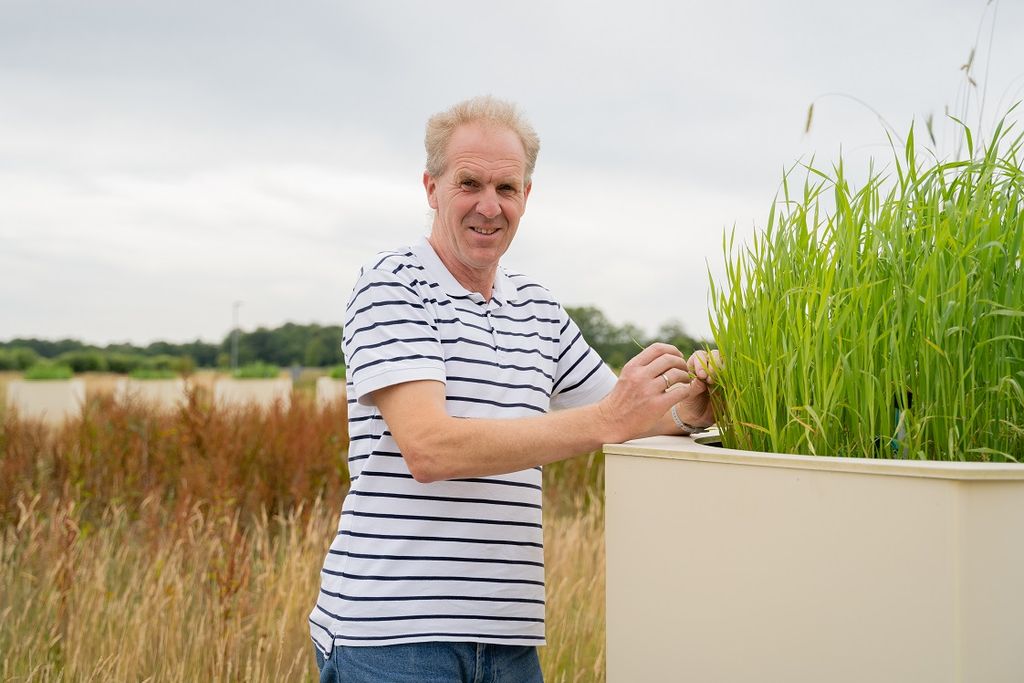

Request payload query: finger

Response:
[630,342,685,367]
[687,350,717,381]
[645,352,689,380]
[663,367,694,388]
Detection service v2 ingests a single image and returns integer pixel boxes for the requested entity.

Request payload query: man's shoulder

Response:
[360,246,420,275]
[501,269,563,308]
[353,246,433,288]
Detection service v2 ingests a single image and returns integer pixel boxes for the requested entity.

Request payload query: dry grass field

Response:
[0,383,606,682]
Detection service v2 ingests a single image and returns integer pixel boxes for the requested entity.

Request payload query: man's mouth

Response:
[470,226,499,236]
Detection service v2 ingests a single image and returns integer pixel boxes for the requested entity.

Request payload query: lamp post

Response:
[231,300,243,370]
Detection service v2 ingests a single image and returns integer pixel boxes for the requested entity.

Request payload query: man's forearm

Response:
[397,401,615,482]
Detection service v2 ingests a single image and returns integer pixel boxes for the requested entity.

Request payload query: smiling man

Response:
[309,96,715,683]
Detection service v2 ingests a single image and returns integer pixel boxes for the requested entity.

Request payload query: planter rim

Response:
[605,432,1024,481]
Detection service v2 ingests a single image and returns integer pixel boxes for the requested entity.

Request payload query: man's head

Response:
[423,96,539,295]
[425,96,540,187]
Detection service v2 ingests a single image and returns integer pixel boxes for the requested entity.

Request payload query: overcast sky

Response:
[2,0,1022,347]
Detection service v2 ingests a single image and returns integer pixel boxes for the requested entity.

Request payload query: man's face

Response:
[424,122,531,284]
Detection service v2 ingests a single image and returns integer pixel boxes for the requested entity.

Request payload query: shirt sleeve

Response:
[549,305,617,410]
[343,266,445,406]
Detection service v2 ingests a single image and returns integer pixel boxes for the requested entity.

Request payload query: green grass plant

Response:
[232,362,281,379]
[23,362,74,381]
[710,113,1024,462]
[328,364,346,379]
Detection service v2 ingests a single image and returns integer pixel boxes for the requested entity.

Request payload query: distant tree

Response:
[653,319,705,354]
[57,350,108,373]
[565,305,645,369]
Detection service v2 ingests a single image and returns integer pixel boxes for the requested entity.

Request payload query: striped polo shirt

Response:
[309,237,617,654]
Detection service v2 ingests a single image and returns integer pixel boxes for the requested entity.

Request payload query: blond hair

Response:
[424,96,541,184]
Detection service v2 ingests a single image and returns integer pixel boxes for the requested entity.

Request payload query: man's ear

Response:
[423,171,438,210]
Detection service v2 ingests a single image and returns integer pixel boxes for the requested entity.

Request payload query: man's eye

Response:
[460,180,477,189]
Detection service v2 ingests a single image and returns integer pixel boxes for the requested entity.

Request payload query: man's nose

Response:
[476,188,501,219]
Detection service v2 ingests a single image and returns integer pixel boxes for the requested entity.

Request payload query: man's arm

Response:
[373,342,692,482]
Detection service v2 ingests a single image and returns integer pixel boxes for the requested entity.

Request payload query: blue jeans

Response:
[314,641,543,683]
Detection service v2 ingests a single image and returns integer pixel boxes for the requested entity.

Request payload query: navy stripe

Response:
[490,313,560,325]
[447,356,554,381]
[557,356,606,395]
[452,306,489,319]
[507,298,559,309]
[349,434,378,441]
[352,279,418,301]
[315,610,544,626]
[392,262,426,275]
[447,375,551,398]
[323,569,544,586]
[348,336,438,362]
[494,329,558,343]
[345,299,426,327]
[338,529,543,549]
[309,617,333,640]
[348,414,383,423]
[557,330,584,363]
[358,471,540,492]
[347,451,403,462]
[450,477,542,491]
[341,510,542,529]
[552,347,589,393]
[347,318,435,339]
[370,251,412,270]
[327,550,543,567]
[357,353,444,372]
[348,490,542,510]
[328,631,544,642]
[320,588,544,605]
[441,336,495,351]
[446,395,546,414]
[359,470,413,480]
[441,339,555,363]
[559,317,572,335]
[435,317,491,335]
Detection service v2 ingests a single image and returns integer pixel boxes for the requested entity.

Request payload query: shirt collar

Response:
[411,237,520,306]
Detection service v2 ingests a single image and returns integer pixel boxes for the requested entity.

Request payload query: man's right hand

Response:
[595,342,691,443]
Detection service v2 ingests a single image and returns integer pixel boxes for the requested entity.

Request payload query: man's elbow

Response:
[401,445,444,484]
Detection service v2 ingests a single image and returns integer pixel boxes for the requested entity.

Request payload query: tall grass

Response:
[710,114,1024,461]
[0,392,607,681]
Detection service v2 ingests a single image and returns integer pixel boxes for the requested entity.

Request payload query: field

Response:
[0,378,606,682]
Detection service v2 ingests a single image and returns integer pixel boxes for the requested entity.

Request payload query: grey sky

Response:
[2,0,1022,346]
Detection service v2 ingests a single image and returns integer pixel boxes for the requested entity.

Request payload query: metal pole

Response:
[231,300,242,370]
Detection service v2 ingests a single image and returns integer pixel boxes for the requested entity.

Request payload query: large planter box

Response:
[5,379,86,425]
[315,376,347,409]
[114,378,188,410]
[605,434,1024,683]
[213,377,292,410]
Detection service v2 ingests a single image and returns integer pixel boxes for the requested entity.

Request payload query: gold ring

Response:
[662,373,671,390]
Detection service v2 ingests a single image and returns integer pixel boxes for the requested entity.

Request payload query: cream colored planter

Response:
[315,376,347,409]
[214,377,292,410]
[605,434,1024,683]
[6,379,86,425]
[114,378,188,410]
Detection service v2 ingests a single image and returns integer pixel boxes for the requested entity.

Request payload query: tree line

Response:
[0,309,705,373]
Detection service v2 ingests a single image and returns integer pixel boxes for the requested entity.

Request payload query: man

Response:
[310,96,715,682]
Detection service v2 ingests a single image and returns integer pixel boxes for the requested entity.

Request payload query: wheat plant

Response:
[710,113,1024,461]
